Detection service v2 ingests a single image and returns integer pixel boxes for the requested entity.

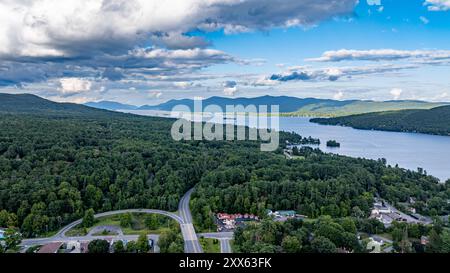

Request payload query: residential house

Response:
[421,236,429,245]
[366,238,383,253]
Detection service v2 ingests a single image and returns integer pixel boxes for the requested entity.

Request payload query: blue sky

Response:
[1,0,450,105]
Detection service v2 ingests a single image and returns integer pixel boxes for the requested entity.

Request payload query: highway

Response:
[54,209,183,238]
[20,188,237,253]
[179,188,203,253]
[22,234,161,253]
[21,188,207,253]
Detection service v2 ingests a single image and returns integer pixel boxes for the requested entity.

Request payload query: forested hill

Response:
[311,105,450,136]
[0,93,116,117]
[1,93,449,242]
[123,95,446,117]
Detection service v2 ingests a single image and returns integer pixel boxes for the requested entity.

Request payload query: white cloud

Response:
[223,86,238,96]
[333,91,344,100]
[424,0,450,11]
[223,80,238,96]
[390,88,403,100]
[58,78,92,94]
[307,49,450,63]
[268,63,418,83]
[0,0,356,59]
[149,91,162,98]
[419,16,430,24]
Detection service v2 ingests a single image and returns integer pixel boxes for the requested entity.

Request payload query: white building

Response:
[366,238,383,253]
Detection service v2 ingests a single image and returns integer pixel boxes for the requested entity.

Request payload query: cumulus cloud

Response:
[0,0,357,89]
[334,91,345,100]
[223,80,238,96]
[390,88,403,100]
[0,0,356,59]
[266,63,418,83]
[307,49,450,63]
[58,78,92,95]
[148,91,162,99]
[424,0,450,11]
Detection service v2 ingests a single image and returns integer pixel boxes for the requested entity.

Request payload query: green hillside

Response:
[0,93,114,117]
[287,100,447,117]
[129,95,447,117]
[1,93,449,251]
[311,105,450,136]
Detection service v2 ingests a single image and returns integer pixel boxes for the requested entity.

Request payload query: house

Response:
[275,210,296,218]
[366,238,382,253]
[38,242,63,253]
[421,236,428,245]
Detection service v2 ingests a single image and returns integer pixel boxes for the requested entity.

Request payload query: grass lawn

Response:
[229,239,235,253]
[67,213,179,236]
[378,233,393,241]
[199,237,220,253]
[65,226,88,237]
[92,229,118,236]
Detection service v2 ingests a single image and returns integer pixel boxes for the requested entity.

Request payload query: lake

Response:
[280,117,450,182]
[124,110,450,182]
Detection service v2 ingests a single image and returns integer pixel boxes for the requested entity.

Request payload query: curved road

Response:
[21,189,204,253]
[56,209,184,238]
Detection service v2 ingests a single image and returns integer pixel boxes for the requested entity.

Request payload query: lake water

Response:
[124,110,450,182]
[280,117,450,182]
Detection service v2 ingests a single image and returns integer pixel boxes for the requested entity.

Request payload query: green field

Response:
[66,213,179,237]
[199,237,221,253]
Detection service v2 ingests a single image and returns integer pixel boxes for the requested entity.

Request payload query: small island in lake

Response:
[326,140,341,148]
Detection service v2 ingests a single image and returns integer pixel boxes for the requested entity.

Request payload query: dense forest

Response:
[311,105,450,136]
[0,94,299,237]
[191,146,450,231]
[0,94,449,239]
[234,216,450,253]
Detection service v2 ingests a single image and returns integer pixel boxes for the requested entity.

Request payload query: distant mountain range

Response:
[84,101,139,111]
[85,95,448,117]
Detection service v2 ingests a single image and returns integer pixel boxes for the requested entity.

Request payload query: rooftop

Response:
[38,242,63,253]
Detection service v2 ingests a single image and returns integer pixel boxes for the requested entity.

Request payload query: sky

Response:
[1,0,450,105]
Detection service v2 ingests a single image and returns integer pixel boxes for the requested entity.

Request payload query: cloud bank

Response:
[307,49,450,63]
[424,0,450,11]
[0,0,357,89]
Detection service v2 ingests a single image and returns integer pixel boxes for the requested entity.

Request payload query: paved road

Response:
[179,188,203,253]
[199,232,233,253]
[54,209,183,239]
[22,234,160,253]
[383,201,432,225]
[199,232,233,239]
[21,188,217,254]
[219,239,232,253]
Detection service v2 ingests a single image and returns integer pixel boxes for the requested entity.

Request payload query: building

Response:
[421,236,429,245]
[274,210,296,218]
[216,212,259,231]
[38,242,63,253]
[366,238,383,253]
